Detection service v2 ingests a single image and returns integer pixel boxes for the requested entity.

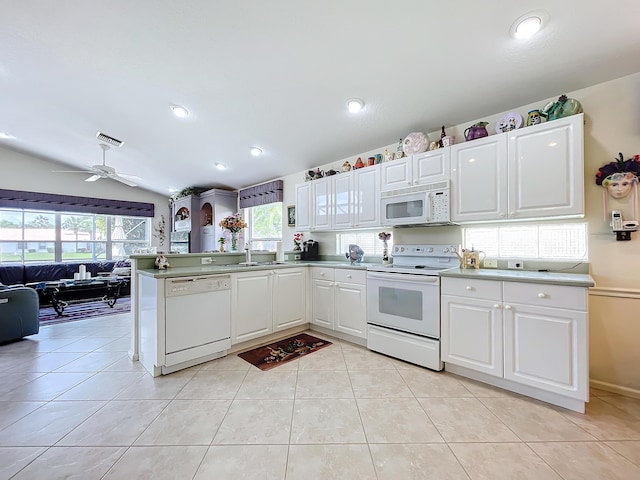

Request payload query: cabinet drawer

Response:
[503,282,586,311]
[311,267,335,281]
[441,277,501,300]
[334,268,366,284]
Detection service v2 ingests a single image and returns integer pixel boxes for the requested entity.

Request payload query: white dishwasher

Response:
[164,275,231,374]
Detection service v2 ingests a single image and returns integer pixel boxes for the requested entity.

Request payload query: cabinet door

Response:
[334,281,366,338]
[503,303,587,400]
[412,149,451,185]
[380,157,412,192]
[451,136,508,222]
[273,268,307,332]
[353,166,379,227]
[311,278,333,329]
[312,178,332,231]
[508,114,584,219]
[231,272,273,344]
[332,173,353,229]
[441,295,503,377]
[295,182,312,231]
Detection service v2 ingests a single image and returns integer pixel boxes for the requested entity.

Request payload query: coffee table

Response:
[37,278,129,316]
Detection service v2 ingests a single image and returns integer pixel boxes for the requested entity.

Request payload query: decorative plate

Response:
[496,112,523,133]
[403,132,429,155]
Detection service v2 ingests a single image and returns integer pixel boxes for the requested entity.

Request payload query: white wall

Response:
[1,146,171,250]
[281,71,640,394]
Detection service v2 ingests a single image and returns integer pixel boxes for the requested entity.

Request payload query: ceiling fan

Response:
[54,144,140,187]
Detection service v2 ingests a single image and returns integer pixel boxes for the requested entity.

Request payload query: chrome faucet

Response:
[244,243,252,264]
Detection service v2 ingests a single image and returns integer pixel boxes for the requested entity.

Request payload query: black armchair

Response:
[0,283,39,343]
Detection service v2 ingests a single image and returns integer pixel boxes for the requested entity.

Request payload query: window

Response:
[336,231,393,257]
[463,223,587,260]
[246,203,282,251]
[0,208,150,263]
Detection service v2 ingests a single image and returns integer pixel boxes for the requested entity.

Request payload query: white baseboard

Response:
[590,379,640,399]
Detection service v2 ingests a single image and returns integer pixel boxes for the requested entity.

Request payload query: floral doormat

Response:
[238,333,332,371]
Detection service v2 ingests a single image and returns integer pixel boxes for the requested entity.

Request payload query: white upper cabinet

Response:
[451,135,508,222]
[451,114,584,223]
[353,166,379,227]
[332,173,353,229]
[311,177,332,231]
[381,149,451,192]
[412,149,451,185]
[295,182,312,231]
[507,114,584,219]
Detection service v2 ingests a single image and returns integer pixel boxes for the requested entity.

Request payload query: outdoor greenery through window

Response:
[336,231,394,257]
[0,208,150,263]
[246,203,282,251]
[463,223,588,260]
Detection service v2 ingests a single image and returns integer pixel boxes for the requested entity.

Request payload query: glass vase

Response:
[382,241,389,264]
[230,232,239,252]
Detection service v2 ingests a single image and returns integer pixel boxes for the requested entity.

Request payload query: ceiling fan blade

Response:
[53,170,93,173]
[115,171,142,179]
[110,174,138,187]
[85,174,102,182]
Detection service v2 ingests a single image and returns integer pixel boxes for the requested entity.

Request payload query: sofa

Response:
[0,261,131,303]
[0,283,39,343]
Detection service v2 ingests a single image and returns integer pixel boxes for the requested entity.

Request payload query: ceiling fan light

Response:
[347,98,364,113]
[250,147,263,157]
[170,105,189,118]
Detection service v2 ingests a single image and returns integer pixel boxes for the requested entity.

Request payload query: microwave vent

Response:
[95,132,125,147]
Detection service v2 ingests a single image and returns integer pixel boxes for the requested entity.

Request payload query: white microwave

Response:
[380,181,451,226]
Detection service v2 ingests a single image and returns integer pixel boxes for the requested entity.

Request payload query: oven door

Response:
[366,271,440,338]
[380,191,430,226]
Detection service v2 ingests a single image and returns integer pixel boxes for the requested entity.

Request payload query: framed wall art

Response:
[287,205,296,227]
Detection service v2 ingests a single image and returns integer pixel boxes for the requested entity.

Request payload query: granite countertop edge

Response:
[137,261,374,278]
[439,268,595,287]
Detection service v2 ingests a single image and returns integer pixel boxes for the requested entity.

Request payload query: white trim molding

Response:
[589,286,640,299]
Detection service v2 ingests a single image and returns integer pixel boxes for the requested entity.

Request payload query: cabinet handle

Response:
[499,213,506,218]
[504,304,512,310]
[347,274,352,279]
[466,286,473,291]
[320,272,325,276]
[538,293,546,298]
[493,304,501,309]
[509,212,515,216]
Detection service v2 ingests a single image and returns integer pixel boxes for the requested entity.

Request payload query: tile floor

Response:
[1,313,640,479]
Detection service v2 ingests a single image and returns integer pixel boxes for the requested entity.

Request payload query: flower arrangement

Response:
[378,231,392,264]
[219,213,247,233]
[293,232,304,251]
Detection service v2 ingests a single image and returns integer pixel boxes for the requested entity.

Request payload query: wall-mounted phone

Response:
[611,210,638,241]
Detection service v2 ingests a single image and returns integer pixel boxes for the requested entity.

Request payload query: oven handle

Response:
[366,271,440,284]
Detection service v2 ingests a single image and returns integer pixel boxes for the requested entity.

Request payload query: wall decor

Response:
[287,205,296,227]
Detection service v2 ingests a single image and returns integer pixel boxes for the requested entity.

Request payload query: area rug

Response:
[238,333,332,371]
[39,297,131,326]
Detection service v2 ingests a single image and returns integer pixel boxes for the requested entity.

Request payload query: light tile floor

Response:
[1,313,640,479]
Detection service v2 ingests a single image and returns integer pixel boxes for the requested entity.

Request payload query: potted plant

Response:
[218,236,226,253]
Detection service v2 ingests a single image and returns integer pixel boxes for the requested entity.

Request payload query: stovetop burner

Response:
[367,244,460,276]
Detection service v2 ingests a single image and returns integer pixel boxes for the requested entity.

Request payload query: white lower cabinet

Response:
[441,276,588,412]
[231,271,273,344]
[232,268,307,345]
[273,268,307,332]
[311,267,367,339]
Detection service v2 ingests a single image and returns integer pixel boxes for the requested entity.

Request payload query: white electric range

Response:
[366,244,459,370]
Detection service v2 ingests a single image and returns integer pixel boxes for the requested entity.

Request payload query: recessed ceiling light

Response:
[510,11,547,39]
[215,163,227,170]
[0,132,15,139]
[250,147,263,157]
[347,98,365,113]
[170,105,189,118]
[168,187,178,193]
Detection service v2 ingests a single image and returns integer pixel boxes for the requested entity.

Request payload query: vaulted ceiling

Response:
[2,1,640,195]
